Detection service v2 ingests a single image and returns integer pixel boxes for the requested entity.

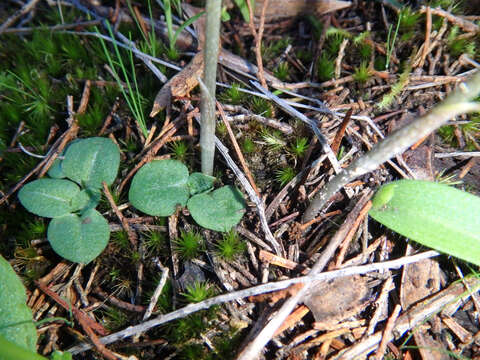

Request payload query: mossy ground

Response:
[1,1,480,359]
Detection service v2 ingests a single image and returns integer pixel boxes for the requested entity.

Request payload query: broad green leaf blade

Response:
[47,139,82,179]
[187,185,246,232]
[369,180,480,266]
[129,160,189,216]
[62,137,120,189]
[187,172,216,196]
[47,209,110,264]
[50,350,72,360]
[47,159,65,179]
[0,335,46,360]
[70,188,101,214]
[0,255,37,353]
[18,179,80,218]
[234,0,254,22]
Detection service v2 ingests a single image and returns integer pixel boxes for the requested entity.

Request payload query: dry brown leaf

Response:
[150,51,204,117]
[400,246,447,360]
[254,0,351,20]
[150,1,350,116]
[302,275,371,326]
[248,283,304,304]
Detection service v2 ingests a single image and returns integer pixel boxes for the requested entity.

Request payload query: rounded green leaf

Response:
[0,255,37,353]
[187,185,246,231]
[187,172,216,195]
[129,159,189,216]
[71,188,101,214]
[47,209,110,264]
[62,137,120,189]
[18,179,81,218]
[47,158,65,179]
[47,139,82,179]
[369,180,480,266]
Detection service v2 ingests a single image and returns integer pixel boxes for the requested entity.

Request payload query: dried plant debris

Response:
[2,0,480,359]
[302,275,372,326]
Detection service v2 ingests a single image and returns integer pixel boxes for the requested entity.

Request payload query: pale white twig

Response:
[303,70,480,222]
[143,259,169,320]
[67,250,439,354]
[251,81,341,174]
[435,151,480,158]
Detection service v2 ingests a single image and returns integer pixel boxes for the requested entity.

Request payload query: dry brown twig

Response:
[118,118,183,193]
[102,181,138,247]
[67,250,439,354]
[36,281,116,360]
[374,304,402,360]
[0,0,41,33]
[217,102,261,197]
[420,6,479,33]
[246,0,269,88]
[235,191,372,360]
[335,276,480,359]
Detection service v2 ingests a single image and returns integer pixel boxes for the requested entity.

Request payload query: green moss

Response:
[306,14,323,39]
[250,96,273,118]
[112,231,130,251]
[182,281,215,303]
[144,230,167,255]
[241,138,256,154]
[374,55,387,71]
[167,313,208,343]
[170,141,190,162]
[398,7,421,35]
[15,219,47,249]
[262,38,291,62]
[353,62,371,84]
[447,26,476,57]
[275,166,296,187]
[100,307,129,331]
[357,42,372,60]
[274,62,289,81]
[289,137,308,158]
[317,54,335,82]
[215,230,245,260]
[2,152,38,184]
[296,48,313,63]
[174,230,204,260]
[219,83,247,105]
[325,27,350,56]
[259,128,285,152]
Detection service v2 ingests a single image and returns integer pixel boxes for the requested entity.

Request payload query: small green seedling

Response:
[215,229,245,260]
[0,255,72,360]
[182,281,215,303]
[175,230,204,259]
[18,137,120,264]
[369,180,480,266]
[128,159,246,231]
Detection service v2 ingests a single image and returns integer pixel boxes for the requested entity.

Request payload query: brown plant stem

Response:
[303,71,480,223]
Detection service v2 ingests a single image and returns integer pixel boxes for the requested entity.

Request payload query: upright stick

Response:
[200,0,222,175]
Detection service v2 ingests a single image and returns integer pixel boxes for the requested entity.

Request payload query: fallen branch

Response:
[67,250,439,354]
[303,70,480,223]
